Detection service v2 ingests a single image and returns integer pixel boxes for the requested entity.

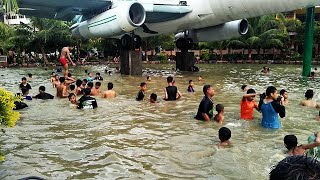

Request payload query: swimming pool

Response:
[0,64,319,179]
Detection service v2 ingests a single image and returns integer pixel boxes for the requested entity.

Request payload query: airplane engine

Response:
[175,19,249,43]
[72,2,146,38]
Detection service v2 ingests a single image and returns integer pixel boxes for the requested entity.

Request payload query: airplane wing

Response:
[17,0,192,23]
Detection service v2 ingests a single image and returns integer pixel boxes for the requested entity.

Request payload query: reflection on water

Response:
[0,64,319,179]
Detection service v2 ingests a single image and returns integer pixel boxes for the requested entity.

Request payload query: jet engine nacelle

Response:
[72,2,146,39]
[175,19,249,42]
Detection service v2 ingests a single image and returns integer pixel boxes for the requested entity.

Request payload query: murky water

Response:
[0,64,319,179]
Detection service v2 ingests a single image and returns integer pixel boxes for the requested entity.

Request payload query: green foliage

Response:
[200,49,210,61]
[0,88,21,127]
[3,0,19,13]
[157,53,168,63]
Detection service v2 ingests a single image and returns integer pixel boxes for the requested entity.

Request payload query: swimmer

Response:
[147,76,151,81]
[59,46,76,78]
[136,82,147,101]
[102,82,116,99]
[283,134,320,156]
[56,77,68,98]
[50,72,56,84]
[91,82,101,96]
[214,104,224,124]
[94,72,103,81]
[150,93,157,103]
[87,82,94,90]
[270,156,320,180]
[195,85,215,121]
[21,87,32,100]
[300,89,320,108]
[68,93,78,105]
[66,73,76,82]
[164,76,181,101]
[261,66,269,74]
[28,73,32,80]
[52,75,60,88]
[310,72,315,80]
[198,76,203,81]
[279,89,289,106]
[258,86,285,129]
[187,80,195,92]
[241,84,249,92]
[19,77,32,90]
[241,89,259,120]
[82,79,88,88]
[218,127,231,148]
[69,84,76,94]
[75,79,83,95]
[33,86,54,100]
[77,88,98,109]
[115,67,120,73]
[87,72,93,83]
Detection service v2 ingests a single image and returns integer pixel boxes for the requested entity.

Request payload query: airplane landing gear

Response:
[121,34,142,50]
[176,38,194,52]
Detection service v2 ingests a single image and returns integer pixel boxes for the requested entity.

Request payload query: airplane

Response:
[16,0,319,51]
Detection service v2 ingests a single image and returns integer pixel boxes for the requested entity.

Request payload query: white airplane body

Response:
[16,0,320,48]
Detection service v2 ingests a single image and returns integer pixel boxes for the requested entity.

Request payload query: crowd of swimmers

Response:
[10,65,320,178]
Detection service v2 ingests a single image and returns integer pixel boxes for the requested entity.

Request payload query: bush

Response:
[200,49,210,61]
[0,88,21,127]
[157,53,168,64]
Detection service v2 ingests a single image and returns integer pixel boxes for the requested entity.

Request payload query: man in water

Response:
[300,89,320,108]
[283,134,320,156]
[77,88,98,109]
[34,86,54,100]
[60,46,76,78]
[56,77,68,98]
[102,82,116,99]
[195,85,215,121]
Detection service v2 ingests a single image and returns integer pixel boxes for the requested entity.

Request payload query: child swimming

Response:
[214,104,225,124]
[187,80,195,92]
[218,127,231,148]
[136,82,147,101]
[300,89,320,108]
[279,89,289,106]
[150,93,157,103]
[91,82,101,96]
[284,134,320,156]
[241,89,259,120]
[102,82,117,99]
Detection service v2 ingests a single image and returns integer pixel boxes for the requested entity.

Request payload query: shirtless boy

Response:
[102,82,116,98]
[300,89,320,109]
[60,46,76,78]
[91,82,101,96]
[284,133,320,156]
[57,77,69,98]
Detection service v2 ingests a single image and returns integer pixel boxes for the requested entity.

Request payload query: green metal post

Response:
[302,7,315,77]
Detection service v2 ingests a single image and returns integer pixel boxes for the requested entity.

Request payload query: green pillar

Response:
[302,7,315,77]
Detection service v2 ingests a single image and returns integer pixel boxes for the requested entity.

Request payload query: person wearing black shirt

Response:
[77,88,98,109]
[19,77,32,90]
[195,85,215,121]
[164,76,181,101]
[136,82,147,101]
[34,86,54,100]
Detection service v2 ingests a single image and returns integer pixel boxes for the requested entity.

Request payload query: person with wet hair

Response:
[241,84,249,92]
[77,88,98,109]
[270,155,320,180]
[150,93,157,103]
[75,79,83,95]
[91,82,101,96]
[283,133,320,156]
[241,88,259,120]
[68,93,78,105]
[34,86,54,100]
[279,89,289,106]
[102,82,116,99]
[195,85,215,121]
[187,80,195,93]
[136,82,147,101]
[56,77,68,98]
[164,76,181,101]
[218,127,231,148]
[300,89,320,108]
[258,86,285,129]
[214,104,224,124]
[19,77,32,90]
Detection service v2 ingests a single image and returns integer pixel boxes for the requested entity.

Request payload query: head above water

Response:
[68,73,72,77]
[22,77,27,83]
[246,89,256,101]
[219,127,231,142]
[70,84,75,91]
[59,77,65,83]
[203,85,214,97]
[167,76,173,83]
[68,93,76,102]
[140,82,147,91]
[269,156,320,180]
[284,135,298,150]
[241,85,248,91]
[266,86,278,100]
[28,73,32,78]
[305,89,314,99]
[83,88,91,96]
[150,93,157,103]
[108,82,113,90]
[87,82,94,89]
[39,86,45,92]
[96,72,100,76]
[76,79,82,87]
[95,82,101,88]
[216,104,224,113]
[88,72,93,77]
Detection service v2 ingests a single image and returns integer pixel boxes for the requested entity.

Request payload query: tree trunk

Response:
[41,47,49,64]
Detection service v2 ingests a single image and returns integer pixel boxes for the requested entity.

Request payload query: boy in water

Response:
[56,77,69,98]
[28,73,33,80]
[52,75,60,88]
[198,76,203,81]
[147,76,151,81]
[136,82,147,101]
[279,89,289,106]
[19,77,32,90]
[34,86,54,100]
[150,93,157,103]
[258,86,285,129]
[195,85,215,121]
[21,87,32,100]
[67,73,76,82]
[241,84,249,92]
[77,88,98,109]
[283,133,320,156]
[69,84,76,94]
[68,93,78,105]
[164,76,181,101]
[75,79,83,95]
[87,72,93,83]
[102,82,116,99]
[60,46,76,78]
[241,89,259,120]
[218,127,231,148]
[81,79,88,88]
[300,89,320,108]
[87,82,94,90]
[214,104,225,124]
[94,72,103,81]
[187,80,195,92]
[91,82,101,96]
